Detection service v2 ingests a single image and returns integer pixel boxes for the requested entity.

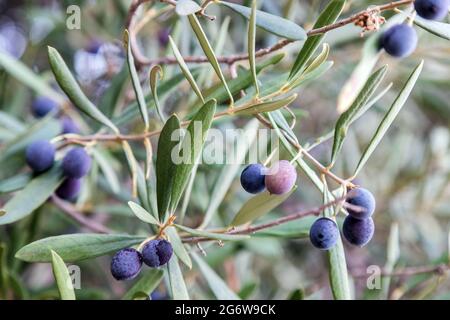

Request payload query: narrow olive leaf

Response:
[287,61,334,90]
[91,148,120,194]
[327,236,351,300]
[199,119,260,228]
[0,166,63,225]
[149,65,166,122]
[289,0,346,80]
[354,60,424,176]
[167,255,190,300]
[322,183,351,300]
[128,201,160,225]
[0,50,65,105]
[235,94,297,116]
[271,109,299,144]
[305,83,393,151]
[166,226,192,269]
[124,30,149,128]
[303,43,330,76]
[121,141,138,198]
[192,252,240,300]
[248,0,259,96]
[168,36,205,104]
[175,0,201,16]
[170,100,216,212]
[0,173,32,194]
[188,15,234,105]
[395,9,450,40]
[220,1,306,41]
[413,15,450,40]
[47,46,119,133]
[51,250,76,300]
[156,115,181,219]
[0,243,8,296]
[231,187,297,226]
[189,53,284,112]
[175,224,250,241]
[113,70,195,127]
[330,65,388,166]
[122,269,164,300]
[15,234,146,262]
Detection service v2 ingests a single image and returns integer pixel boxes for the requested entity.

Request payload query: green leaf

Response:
[169,36,205,104]
[47,46,119,133]
[322,184,351,300]
[220,1,306,41]
[287,61,334,90]
[255,217,314,239]
[305,83,393,151]
[235,94,297,116]
[122,269,164,300]
[166,226,192,269]
[176,0,201,16]
[188,15,234,105]
[124,30,149,128]
[327,236,351,300]
[0,166,63,225]
[231,187,297,226]
[199,119,260,228]
[156,114,181,218]
[354,60,423,176]
[170,100,216,212]
[175,224,250,241]
[192,252,240,300]
[303,43,330,74]
[15,234,146,262]
[414,15,450,40]
[149,65,166,122]
[167,255,190,300]
[248,0,259,95]
[51,250,76,300]
[189,53,284,112]
[0,50,65,105]
[330,65,388,166]
[289,0,345,80]
[0,173,32,194]
[113,70,195,126]
[128,201,160,225]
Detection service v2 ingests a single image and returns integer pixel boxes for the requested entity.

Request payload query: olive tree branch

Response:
[130,0,414,66]
[181,195,356,243]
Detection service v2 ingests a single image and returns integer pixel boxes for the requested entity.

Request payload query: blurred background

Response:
[0,0,450,300]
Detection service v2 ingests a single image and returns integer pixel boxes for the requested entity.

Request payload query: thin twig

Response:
[51,195,112,234]
[131,0,414,66]
[181,195,351,243]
